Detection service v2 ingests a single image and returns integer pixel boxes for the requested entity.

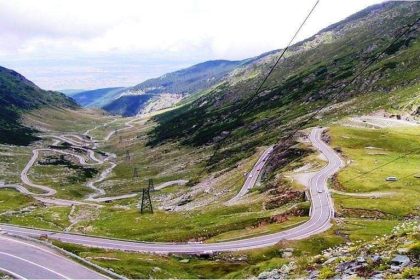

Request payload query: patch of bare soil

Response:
[257,206,308,227]
[65,204,100,232]
[161,149,265,211]
[264,185,305,210]
[321,129,331,144]
[336,207,390,219]
[331,174,345,191]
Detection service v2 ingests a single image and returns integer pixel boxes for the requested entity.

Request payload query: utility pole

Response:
[140,184,153,214]
[125,150,131,161]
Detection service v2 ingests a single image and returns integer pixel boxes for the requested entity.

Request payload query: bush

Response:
[408,242,420,259]
[318,267,336,279]
[401,267,420,279]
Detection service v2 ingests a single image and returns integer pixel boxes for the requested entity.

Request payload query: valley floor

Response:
[0,102,419,278]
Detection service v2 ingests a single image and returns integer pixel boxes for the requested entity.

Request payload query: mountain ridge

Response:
[0,66,78,145]
[101,59,246,116]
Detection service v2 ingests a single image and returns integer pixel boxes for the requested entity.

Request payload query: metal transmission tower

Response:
[140,185,153,214]
[148,178,154,191]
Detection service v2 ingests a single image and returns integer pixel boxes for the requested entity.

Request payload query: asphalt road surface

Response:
[0,235,106,279]
[0,127,343,253]
[226,145,274,204]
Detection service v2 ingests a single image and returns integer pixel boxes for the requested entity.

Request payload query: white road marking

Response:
[0,267,27,280]
[0,252,70,279]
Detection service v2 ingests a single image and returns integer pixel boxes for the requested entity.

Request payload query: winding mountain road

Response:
[0,118,134,203]
[0,127,343,253]
[226,145,274,204]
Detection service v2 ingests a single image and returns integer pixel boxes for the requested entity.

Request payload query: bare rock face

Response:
[257,262,296,279]
[321,129,331,144]
[414,106,420,116]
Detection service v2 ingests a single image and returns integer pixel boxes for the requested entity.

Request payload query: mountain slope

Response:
[102,94,155,116]
[60,89,85,96]
[70,87,126,108]
[130,60,243,94]
[102,60,244,116]
[149,1,420,170]
[0,66,78,145]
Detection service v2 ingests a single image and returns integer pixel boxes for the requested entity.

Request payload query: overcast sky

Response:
[0,0,385,90]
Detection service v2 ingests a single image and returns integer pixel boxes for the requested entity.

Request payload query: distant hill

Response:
[60,89,86,97]
[0,66,78,145]
[70,87,126,108]
[130,60,243,94]
[102,60,244,116]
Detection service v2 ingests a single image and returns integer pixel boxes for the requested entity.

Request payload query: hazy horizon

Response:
[0,0,384,90]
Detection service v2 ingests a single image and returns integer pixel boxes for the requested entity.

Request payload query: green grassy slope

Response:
[330,125,420,217]
[0,66,78,145]
[149,2,420,171]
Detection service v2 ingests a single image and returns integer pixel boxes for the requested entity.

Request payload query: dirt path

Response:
[330,189,396,198]
[346,115,419,129]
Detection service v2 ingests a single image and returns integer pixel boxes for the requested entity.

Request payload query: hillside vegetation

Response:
[0,66,78,145]
[0,3,419,279]
[150,2,420,171]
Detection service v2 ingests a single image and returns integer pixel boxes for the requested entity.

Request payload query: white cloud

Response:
[0,0,385,89]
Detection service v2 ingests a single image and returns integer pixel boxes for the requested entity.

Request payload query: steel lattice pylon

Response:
[140,180,153,214]
[148,178,154,191]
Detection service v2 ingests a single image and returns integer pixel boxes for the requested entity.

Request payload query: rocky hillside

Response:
[102,94,156,116]
[0,66,78,145]
[258,221,420,279]
[132,60,244,94]
[102,59,246,116]
[150,1,420,170]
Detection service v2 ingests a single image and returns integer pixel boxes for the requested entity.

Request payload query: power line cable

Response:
[279,16,420,143]
[239,0,320,113]
[209,0,319,165]
[341,148,420,185]
[210,7,420,186]
[255,16,420,177]
[251,15,420,188]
